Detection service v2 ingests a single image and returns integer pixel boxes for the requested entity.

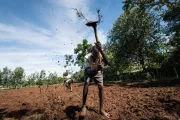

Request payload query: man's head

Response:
[91,45,99,58]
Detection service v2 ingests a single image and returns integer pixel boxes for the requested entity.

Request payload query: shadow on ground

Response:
[0,108,44,120]
[159,99,180,119]
[64,106,81,120]
[64,105,100,120]
[104,78,180,88]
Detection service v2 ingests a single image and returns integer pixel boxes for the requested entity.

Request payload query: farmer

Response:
[64,78,75,91]
[80,41,110,118]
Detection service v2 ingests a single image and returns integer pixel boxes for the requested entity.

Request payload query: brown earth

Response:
[0,81,180,120]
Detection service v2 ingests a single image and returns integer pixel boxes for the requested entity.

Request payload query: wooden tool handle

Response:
[92,25,99,43]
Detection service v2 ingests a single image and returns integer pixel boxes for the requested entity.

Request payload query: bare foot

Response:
[100,110,110,118]
[80,106,87,117]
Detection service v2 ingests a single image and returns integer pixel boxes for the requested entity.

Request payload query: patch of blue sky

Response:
[0,40,50,53]
[0,0,49,29]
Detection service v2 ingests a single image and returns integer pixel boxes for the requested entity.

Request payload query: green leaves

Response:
[40,70,46,80]
[13,67,24,88]
[63,39,92,80]
[163,1,180,66]
[14,67,24,80]
[73,39,92,68]
[64,55,73,68]
[107,7,157,72]
[0,70,2,86]
[2,67,12,88]
[64,39,92,68]
[123,0,177,11]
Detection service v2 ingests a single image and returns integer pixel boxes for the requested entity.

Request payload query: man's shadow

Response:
[64,106,85,120]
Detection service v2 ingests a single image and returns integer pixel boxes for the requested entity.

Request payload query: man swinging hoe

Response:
[74,9,110,118]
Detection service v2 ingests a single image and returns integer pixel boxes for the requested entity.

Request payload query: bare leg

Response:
[80,77,90,116]
[82,68,97,105]
[98,83,110,118]
[68,83,72,92]
[80,68,96,116]
[70,85,72,92]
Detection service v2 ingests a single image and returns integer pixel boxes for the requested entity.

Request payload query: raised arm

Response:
[96,42,109,66]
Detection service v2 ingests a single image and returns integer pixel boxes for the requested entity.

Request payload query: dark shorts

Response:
[84,71,103,86]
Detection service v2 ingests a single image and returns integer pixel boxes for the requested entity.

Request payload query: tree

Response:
[28,72,39,86]
[64,39,92,79]
[56,77,64,83]
[108,7,157,72]
[48,72,58,84]
[74,39,92,68]
[65,39,92,68]
[72,70,84,82]
[122,0,177,11]
[0,70,2,86]
[36,70,46,86]
[40,70,46,80]
[64,55,74,75]
[64,55,73,68]
[2,67,11,88]
[27,74,34,86]
[163,1,180,53]
[14,67,24,88]
[9,70,15,88]
[163,1,180,77]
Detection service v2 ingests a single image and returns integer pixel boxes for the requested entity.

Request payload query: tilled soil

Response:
[0,82,180,120]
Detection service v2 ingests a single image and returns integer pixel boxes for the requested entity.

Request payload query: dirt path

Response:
[0,83,180,120]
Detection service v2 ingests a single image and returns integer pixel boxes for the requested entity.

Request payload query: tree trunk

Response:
[174,67,179,79]
[138,48,145,71]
